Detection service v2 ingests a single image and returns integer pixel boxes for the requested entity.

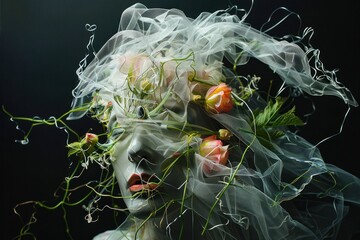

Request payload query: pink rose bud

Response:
[205,83,234,113]
[199,135,229,173]
[85,133,98,146]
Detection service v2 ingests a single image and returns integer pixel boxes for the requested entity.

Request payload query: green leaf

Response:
[255,97,304,128]
[255,97,283,127]
[271,129,285,138]
[67,141,83,157]
[272,106,304,127]
[253,97,304,146]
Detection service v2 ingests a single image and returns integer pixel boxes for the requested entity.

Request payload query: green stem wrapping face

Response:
[4,2,360,240]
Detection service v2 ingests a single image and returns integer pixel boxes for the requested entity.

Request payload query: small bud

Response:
[140,78,153,92]
[218,129,233,140]
[85,133,98,146]
[192,94,202,101]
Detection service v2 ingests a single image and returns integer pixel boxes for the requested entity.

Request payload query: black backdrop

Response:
[1,0,359,239]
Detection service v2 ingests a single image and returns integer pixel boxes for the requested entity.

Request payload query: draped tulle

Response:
[65,3,359,240]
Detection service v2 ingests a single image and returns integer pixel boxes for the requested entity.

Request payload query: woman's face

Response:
[109,102,217,218]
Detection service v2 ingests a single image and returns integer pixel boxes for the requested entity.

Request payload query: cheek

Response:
[111,140,133,192]
[111,142,129,169]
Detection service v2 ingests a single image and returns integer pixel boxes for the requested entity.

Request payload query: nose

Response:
[127,129,159,164]
[128,137,150,162]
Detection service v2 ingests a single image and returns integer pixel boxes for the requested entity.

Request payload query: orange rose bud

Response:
[199,135,229,173]
[205,83,234,113]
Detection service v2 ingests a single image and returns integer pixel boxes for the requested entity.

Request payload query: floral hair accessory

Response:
[205,83,234,113]
[199,135,229,173]
[3,2,360,240]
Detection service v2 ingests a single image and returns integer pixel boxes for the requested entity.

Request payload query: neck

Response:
[129,204,206,240]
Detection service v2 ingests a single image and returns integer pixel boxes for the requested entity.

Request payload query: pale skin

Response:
[93,102,220,239]
[111,123,187,217]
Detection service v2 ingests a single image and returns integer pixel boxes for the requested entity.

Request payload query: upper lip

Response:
[127,173,158,189]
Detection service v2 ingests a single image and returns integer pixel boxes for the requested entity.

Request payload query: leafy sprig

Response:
[253,97,304,148]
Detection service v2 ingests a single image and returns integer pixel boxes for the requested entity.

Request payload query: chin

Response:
[126,198,149,217]
[126,196,171,219]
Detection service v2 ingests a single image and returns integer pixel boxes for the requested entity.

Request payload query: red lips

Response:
[127,173,159,193]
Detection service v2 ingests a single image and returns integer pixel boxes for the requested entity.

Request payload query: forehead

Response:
[91,55,193,121]
[86,49,226,132]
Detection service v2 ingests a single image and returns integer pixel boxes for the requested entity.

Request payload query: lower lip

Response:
[129,183,159,193]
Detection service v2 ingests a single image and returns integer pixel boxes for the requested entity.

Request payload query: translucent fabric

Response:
[68,3,357,120]
[66,3,359,240]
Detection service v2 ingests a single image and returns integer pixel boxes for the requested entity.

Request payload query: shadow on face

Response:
[109,101,221,218]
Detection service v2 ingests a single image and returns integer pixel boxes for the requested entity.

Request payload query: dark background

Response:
[1,0,359,239]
